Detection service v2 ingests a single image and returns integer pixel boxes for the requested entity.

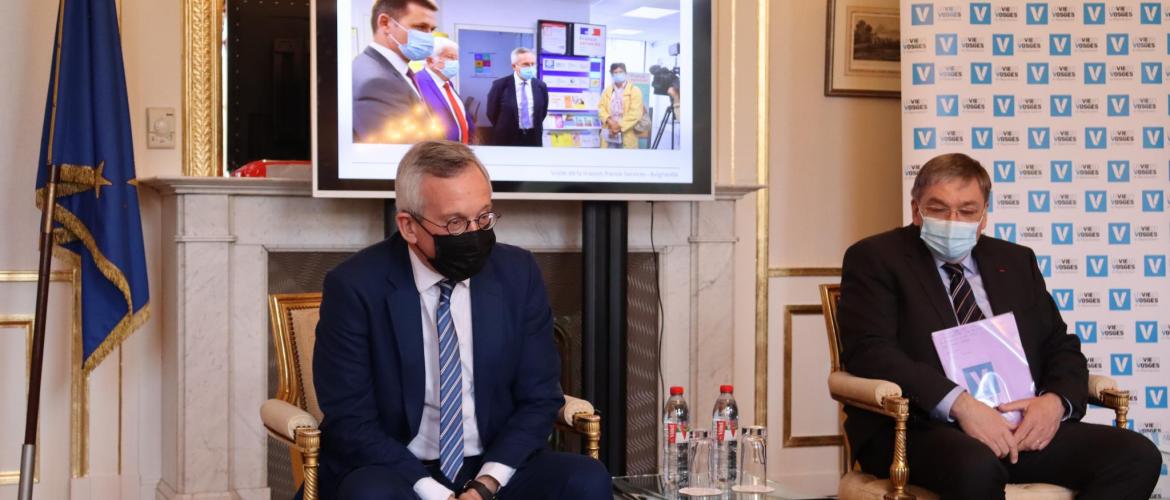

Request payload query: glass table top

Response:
[612,474,831,500]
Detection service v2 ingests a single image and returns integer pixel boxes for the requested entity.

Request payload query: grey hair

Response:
[911,153,992,202]
[395,140,491,215]
[431,36,457,58]
[510,47,534,64]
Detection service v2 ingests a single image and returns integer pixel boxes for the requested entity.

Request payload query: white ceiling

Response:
[587,0,682,43]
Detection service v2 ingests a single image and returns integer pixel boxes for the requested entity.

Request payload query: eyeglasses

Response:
[920,205,985,222]
[412,211,500,236]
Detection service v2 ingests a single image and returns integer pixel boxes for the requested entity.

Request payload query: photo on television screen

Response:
[313,0,712,198]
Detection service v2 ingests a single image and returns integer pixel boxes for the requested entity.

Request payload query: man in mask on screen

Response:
[486,48,549,146]
[313,141,612,500]
[837,153,1160,499]
[353,0,440,143]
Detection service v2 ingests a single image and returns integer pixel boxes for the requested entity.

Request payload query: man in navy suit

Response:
[485,48,548,146]
[415,37,475,144]
[313,141,611,500]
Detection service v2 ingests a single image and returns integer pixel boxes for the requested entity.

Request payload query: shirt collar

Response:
[514,72,527,86]
[369,42,410,78]
[407,244,468,293]
[932,252,979,275]
[425,66,450,86]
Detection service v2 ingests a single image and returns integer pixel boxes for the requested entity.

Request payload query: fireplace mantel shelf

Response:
[141,176,763,201]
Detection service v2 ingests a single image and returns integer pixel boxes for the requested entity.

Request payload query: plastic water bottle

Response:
[662,386,690,489]
[712,384,739,487]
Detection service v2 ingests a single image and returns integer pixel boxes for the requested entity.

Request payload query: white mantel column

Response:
[156,190,237,499]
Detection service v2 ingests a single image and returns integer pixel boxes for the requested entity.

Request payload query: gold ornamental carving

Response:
[182,0,222,177]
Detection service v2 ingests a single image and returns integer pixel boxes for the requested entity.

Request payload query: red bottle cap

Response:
[720,384,734,393]
[670,386,684,395]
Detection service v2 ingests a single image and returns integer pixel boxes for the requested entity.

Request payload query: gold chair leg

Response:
[573,412,602,460]
[883,397,915,500]
[296,427,322,500]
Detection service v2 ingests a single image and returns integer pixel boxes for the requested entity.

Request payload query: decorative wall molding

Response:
[181,0,222,177]
[781,304,844,448]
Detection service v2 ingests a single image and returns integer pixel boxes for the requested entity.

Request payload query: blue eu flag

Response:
[35,0,149,373]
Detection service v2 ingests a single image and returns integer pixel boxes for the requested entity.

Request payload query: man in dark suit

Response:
[485,48,548,146]
[352,0,438,143]
[313,141,611,500]
[838,153,1161,500]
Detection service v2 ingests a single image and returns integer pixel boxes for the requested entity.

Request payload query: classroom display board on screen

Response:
[312,0,711,199]
[901,3,1170,492]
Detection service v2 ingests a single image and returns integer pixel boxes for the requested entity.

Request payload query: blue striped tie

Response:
[436,280,464,482]
[519,82,532,129]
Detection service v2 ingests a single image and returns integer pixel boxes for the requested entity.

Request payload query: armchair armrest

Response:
[260,399,322,500]
[559,395,595,426]
[1087,374,1130,429]
[261,399,319,444]
[559,395,601,460]
[827,371,913,500]
[828,371,904,417]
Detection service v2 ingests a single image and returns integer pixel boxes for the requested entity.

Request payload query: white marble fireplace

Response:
[142,177,754,499]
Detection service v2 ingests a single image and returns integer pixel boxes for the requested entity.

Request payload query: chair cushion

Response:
[839,472,939,500]
[839,472,1074,500]
[289,306,323,422]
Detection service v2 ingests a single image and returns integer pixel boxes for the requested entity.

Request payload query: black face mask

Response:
[424,228,496,282]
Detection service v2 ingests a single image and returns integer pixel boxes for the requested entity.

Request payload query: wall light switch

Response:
[146,107,176,149]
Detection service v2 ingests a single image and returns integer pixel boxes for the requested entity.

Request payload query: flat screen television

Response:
[312,0,712,199]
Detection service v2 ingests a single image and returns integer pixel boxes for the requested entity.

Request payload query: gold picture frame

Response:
[824,0,900,98]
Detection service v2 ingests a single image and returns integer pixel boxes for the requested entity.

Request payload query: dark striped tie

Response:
[942,263,985,324]
[436,280,464,481]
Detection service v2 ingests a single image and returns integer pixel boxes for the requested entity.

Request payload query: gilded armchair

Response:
[818,284,1131,500]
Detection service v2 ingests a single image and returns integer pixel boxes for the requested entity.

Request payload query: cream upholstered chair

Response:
[818,284,1131,500]
[260,292,602,500]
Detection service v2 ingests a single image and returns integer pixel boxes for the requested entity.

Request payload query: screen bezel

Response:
[311,0,713,200]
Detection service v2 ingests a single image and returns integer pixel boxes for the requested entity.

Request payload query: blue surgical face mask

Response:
[919,212,982,262]
[390,18,434,61]
[518,66,537,81]
[612,72,627,84]
[439,59,459,80]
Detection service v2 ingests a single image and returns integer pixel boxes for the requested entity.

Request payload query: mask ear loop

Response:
[386,17,410,51]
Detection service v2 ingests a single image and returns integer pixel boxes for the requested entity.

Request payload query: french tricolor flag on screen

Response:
[580,27,600,35]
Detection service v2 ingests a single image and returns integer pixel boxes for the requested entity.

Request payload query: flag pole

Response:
[19,162,60,500]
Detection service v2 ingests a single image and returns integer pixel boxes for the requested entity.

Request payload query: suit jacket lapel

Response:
[470,261,504,438]
[364,46,421,104]
[385,237,426,436]
[902,225,959,328]
[971,239,1012,315]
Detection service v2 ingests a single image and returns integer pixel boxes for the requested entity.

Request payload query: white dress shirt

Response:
[407,249,515,499]
[427,67,470,141]
[512,72,535,129]
[368,42,421,99]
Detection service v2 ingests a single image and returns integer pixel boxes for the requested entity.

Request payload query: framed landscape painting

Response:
[825,0,900,98]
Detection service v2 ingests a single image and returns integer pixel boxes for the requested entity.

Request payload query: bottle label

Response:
[667,422,689,444]
[715,420,737,443]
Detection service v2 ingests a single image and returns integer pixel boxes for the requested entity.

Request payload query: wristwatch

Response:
[461,478,497,500]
